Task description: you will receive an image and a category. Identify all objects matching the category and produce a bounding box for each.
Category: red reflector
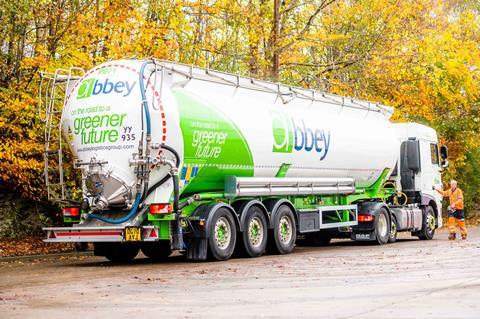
[48,231,56,239]
[358,214,375,222]
[62,207,80,217]
[149,203,172,215]
[149,229,158,238]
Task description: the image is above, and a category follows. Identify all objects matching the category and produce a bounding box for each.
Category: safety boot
[448,233,456,240]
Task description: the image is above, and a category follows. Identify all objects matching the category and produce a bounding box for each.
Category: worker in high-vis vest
[435,180,467,240]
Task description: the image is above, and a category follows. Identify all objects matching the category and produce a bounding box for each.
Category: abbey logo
[271,111,331,160]
[272,111,294,153]
[77,78,137,99]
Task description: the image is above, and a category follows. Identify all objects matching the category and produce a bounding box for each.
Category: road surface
[1,227,479,318]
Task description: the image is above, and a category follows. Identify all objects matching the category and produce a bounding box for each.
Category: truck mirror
[440,145,448,168]
[442,159,449,169]
[406,140,421,172]
[440,145,448,159]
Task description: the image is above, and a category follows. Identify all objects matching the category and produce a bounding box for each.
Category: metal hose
[87,193,141,225]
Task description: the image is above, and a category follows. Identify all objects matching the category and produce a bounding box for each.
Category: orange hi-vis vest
[440,187,464,210]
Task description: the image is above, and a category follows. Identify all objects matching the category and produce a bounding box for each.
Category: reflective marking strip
[186,166,193,180]
[180,167,187,180]
[56,231,122,237]
[192,166,199,176]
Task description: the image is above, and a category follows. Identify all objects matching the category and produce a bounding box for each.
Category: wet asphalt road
[1,227,479,319]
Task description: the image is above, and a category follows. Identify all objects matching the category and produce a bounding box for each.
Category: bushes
[456,149,480,218]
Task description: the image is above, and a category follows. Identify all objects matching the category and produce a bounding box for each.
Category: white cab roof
[393,123,438,142]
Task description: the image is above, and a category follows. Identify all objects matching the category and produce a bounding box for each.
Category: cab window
[430,143,439,165]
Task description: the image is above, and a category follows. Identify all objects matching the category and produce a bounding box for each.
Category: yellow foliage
[0,0,479,203]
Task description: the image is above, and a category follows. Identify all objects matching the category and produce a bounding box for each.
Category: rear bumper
[43,225,159,243]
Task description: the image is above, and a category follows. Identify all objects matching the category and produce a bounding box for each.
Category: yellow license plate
[124,227,142,241]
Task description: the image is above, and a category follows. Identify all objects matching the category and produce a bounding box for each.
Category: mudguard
[263,198,297,229]
[186,202,239,261]
[232,200,270,232]
[189,202,239,239]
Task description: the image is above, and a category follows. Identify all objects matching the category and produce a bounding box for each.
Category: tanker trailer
[40,59,447,262]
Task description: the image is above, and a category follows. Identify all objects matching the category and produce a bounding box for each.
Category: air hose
[88,193,142,225]
[86,60,153,225]
[139,60,153,135]
[87,61,184,249]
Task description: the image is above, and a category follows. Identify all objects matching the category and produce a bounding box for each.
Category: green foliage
[456,149,480,215]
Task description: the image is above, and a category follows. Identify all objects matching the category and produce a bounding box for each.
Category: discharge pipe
[87,192,142,225]
[155,145,183,250]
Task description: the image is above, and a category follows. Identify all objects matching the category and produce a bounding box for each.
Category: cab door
[419,141,442,192]
[418,140,443,226]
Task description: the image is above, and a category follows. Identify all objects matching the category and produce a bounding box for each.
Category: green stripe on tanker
[175,91,254,196]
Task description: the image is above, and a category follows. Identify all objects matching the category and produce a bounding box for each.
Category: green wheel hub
[279,216,293,244]
[214,217,231,250]
[427,214,436,231]
[248,217,264,248]
[390,220,397,237]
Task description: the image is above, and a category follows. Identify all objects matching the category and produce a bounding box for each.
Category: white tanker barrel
[62,59,399,209]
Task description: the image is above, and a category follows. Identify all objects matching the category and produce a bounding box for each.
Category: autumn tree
[1,0,480,214]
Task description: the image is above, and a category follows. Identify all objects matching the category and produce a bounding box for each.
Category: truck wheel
[141,241,172,261]
[239,205,268,258]
[375,208,390,245]
[208,207,237,261]
[103,243,139,263]
[267,205,296,254]
[418,206,436,240]
[388,216,398,243]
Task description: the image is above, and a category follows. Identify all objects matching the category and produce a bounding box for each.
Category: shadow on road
[70,237,424,268]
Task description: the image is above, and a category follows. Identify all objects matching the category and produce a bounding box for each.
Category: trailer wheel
[101,243,139,263]
[267,205,296,254]
[141,241,172,261]
[388,216,398,243]
[418,206,436,240]
[208,207,237,261]
[375,208,390,245]
[238,205,268,258]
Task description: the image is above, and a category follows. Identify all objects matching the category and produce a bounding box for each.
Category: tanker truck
[39,59,448,262]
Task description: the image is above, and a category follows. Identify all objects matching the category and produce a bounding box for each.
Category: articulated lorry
[40,59,448,262]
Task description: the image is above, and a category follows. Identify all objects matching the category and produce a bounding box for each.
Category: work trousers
[448,210,467,235]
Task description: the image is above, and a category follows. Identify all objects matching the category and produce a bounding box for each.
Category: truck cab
[393,123,446,228]
[351,122,447,244]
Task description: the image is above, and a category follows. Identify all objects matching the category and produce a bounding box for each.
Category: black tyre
[267,205,297,254]
[208,207,237,261]
[238,205,268,258]
[375,208,390,245]
[103,243,140,263]
[418,206,436,240]
[297,232,331,246]
[388,216,398,243]
[141,241,172,261]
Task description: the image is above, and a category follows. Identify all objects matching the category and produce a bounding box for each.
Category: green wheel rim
[279,215,293,244]
[214,217,231,250]
[390,220,397,238]
[248,216,264,248]
[427,213,436,232]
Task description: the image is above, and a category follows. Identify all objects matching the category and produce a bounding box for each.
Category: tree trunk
[272,0,280,82]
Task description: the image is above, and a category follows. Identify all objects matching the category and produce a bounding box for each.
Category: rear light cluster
[62,207,80,217]
[149,203,173,215]
[358,214,375,222]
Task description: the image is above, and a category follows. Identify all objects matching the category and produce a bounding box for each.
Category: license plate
[124,227,142,241]
[355,233,371,240]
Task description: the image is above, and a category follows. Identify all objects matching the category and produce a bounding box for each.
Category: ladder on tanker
[39,67,84,202]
